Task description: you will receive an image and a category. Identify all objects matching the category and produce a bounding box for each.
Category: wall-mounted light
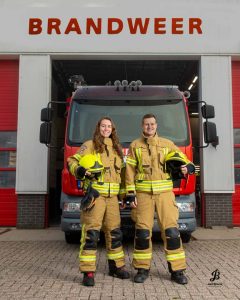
[192,76,198,83]
[188,75,198,90]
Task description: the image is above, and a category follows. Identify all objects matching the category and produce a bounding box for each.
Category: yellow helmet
[79,154,104,174]
[165,151,189,166]
[165,151,189,180]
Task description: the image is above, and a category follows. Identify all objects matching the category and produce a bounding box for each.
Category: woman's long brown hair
[93,117,123,158]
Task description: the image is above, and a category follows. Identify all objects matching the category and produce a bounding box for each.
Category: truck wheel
[180,233,191,243]
[65,232,81,244]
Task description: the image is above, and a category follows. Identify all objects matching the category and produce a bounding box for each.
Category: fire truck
[40,80,218,243]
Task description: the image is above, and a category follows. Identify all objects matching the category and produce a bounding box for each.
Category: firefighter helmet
[81,182,100,211]
[165,151,189,180]
[79,154,104,174]
[165,151,189,166]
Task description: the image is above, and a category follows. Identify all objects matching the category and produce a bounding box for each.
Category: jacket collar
[103,137,113,147]
[142,132,159,146]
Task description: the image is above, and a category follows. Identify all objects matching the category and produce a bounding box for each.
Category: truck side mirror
[203,121,219,146]
[201,105,215,119]
[41,107,53,122]
[39,122,52,144]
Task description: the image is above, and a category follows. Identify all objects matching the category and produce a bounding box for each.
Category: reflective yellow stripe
[79,224,97,262]
[135,148,145,180]
[79,224,86,257]
[162,147,169,156]
[133,252,152,260]
[92,182,120,196]
[119,188,126,194]
[73,153,82,160]
[99,173,104,182]
[126,157,137,166]
[79,255,96,262]
[69,161,78,176]
[166,252,186,261]
[83,181,120,196]
[135,180,173,193]
[126,184,136,193]
[107,251,124,260]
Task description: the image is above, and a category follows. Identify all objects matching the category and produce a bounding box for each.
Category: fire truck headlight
[177,203,194,212]
[63,203,80,212]
[136,80,142,87]
[122,80,128,87]
[114,80,121,87]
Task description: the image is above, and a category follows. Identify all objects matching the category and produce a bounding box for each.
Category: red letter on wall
[86,18,102,34]
[29,18,42,34]
[108,18,123,34]
[47,18,61,34]
[172,18,184,34]
[127,18,150,34]
[189,18,202,34]
[65,18,81,34]
[154,18,166,34]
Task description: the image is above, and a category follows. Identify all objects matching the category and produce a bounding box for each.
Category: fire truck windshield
[67,99,190,146]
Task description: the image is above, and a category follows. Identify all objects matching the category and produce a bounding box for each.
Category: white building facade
[0,0,239,228]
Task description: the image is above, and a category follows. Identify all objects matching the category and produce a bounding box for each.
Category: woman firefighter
[67,116,129,286]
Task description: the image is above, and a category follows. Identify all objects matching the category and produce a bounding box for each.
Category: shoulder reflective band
[135,148,144,180]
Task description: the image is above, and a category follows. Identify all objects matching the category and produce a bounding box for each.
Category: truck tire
[180,233,192,243]
[65,232,81,244]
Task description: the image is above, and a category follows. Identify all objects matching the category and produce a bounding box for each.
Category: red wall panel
[0,61,19,130]
[0,189,17,226]
[0,60,18,226]
[232,61,240,226]
[232,61,240,128]
[233,186,240,226]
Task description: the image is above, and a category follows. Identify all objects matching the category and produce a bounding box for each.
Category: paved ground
[0,228,240,300]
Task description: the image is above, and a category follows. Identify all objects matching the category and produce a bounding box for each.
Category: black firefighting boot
[134,268,149,283]
[108,260,130,279]
[82,272,95,286]
[171,270,188,285]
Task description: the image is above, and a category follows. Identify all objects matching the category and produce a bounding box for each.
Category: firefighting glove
[76,166,87,178]
[118,194,126,203]
[186,163,195,174]
[125,195,136,206]
[81,183,100,211]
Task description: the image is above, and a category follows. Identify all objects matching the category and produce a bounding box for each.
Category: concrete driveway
[0,227,240,299]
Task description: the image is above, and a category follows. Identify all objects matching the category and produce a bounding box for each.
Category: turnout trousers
[79,195,125,272]
[132,191,186,272]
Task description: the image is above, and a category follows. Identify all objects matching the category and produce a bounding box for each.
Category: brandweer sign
[28,17,202,35]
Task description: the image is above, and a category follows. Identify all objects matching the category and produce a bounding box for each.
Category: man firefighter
[125,113,195,284]
[68,117,129,286]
